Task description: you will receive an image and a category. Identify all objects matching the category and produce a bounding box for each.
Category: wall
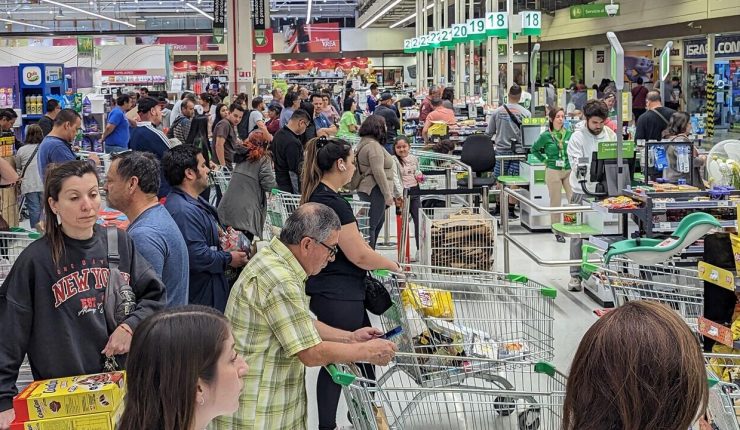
[0,46,78,67]
[341,28,416,52]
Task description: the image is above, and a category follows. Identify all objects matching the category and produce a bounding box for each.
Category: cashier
[531,107,574,243]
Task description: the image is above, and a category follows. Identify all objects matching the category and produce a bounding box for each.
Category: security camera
[605,3,619,16]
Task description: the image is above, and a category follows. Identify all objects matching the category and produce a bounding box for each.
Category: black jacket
[272,126,304,193]
[374,104,400,146]
[0,226,165,412]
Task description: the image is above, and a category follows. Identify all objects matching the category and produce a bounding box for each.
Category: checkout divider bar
[501,187,600,273]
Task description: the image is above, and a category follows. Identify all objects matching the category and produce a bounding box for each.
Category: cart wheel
[493,396,516,416]
[518,407,541,430]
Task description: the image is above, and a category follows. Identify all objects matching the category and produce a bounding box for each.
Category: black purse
[363,273,393,315]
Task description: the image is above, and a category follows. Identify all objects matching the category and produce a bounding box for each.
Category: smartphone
[381,326,403,339]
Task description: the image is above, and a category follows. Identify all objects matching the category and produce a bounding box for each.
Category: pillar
[226,0,254,96]
[254,2,271,87]
[706,34,715,138]
[468,0,474,99]
[505,0,513,91]
[454,0,464,97]
[486,0,499,104]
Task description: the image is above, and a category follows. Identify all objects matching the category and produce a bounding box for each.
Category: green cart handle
[326,364,356,386]
[371,269,391,277]
[581,243,600,275]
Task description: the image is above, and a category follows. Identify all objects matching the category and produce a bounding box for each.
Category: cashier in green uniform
[531,107,573,243]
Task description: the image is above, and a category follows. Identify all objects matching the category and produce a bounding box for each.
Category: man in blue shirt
[129,97,177,198]
[104,151,189,307]
[101,94,134,154]
[310,93,337,137]
[162,145,249,312]
[37,109,99,180]
[367,82,379,113]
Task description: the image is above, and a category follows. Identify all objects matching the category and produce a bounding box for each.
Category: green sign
[597,141,636,160]
[610,47,617,83]
[439,28,454,47]
[522,117,547,126]
[498,44,506,56]
[466,18,487,41]
[570,3,620,19]
[255,29,267,47]
[485,12,508,38]
[451,23,468,43]
[428,31,441,48]
[77,36,93,57]
[660,48,670,81]
[520,11,541,36]
[213,26,224,44]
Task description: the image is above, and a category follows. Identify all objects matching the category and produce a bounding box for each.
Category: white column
[486,0,499,104]
[454,0,463,97]
[468,0,474,99]
[226,0,254,96]
[506,0,513,90]
[255,0,272,87]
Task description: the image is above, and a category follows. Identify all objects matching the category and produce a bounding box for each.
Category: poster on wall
[282,21,340,53]
[272,58,368,72]
[623,50,654,84]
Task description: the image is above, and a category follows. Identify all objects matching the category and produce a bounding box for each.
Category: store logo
[23,66,42,85]
[570,6,583,18]
[321,40,337,48]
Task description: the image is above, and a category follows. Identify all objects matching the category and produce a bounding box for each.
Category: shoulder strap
[502,105,522,128]
[20,145,41,179]
[106,226,120,270]
[652,109,670,125]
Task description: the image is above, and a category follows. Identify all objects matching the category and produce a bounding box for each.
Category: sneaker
[555,234,566,243]
[568,276,582,291]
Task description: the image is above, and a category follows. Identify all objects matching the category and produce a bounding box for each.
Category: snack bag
[401,283,454,319]
[730,234,740,274]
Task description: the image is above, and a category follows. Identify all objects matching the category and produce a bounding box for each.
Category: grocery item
[731,234,740,273]
[598,196,639,210]
[11,403,123,430]
[13,372,125,422]
[400,282,454,319]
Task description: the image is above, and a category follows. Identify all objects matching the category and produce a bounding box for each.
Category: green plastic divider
[540,287,558,299]
[9,226,41,239]
[534,361,556,377]
[326,364,356,386]
[708,376,719,389]
[580,243,600,276]
[505,273,528,283]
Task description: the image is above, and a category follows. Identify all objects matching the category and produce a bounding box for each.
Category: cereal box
[11,402,123,430]
[13,372,125,422]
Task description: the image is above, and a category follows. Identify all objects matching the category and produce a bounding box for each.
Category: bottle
[24,95,30,113]
[83,97,91,116]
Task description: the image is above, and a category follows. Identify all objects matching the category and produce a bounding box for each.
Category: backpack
[237,109,255,139]
[167,115,187,139]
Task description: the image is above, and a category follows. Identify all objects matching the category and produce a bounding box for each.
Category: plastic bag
[401,282,454,319]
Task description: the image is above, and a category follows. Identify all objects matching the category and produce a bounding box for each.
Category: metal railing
[501,187,600,273]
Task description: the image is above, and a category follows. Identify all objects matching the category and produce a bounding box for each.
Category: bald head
[646,90,663,109]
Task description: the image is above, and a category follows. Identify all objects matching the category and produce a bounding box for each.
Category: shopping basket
[581,243,702,330]
[328,357,566,430]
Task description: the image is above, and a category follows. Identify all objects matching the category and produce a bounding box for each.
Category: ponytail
[300,137,352,204]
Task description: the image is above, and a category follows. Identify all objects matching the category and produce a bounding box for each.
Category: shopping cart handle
[326,364,356,386]
[581,243,600,274]
[371,269,391,277]
[534,361,557,377]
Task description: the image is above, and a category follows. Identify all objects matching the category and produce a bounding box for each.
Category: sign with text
[485,12,507,38]
[77,36,93,57]
[213,0,225,44]
[251,0,265,30]
[466,18,487,41]
[283,22,340,53]
[684,35,740,59]
[520,11,541,36]
[569,3,620,19]
[451,23,468,43]
[253,28,273,53]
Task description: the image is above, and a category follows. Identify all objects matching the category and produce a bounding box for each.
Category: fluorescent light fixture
[361,0,402,28]
[40,0,135,27]
[186,2,214,20]
[390,2,432,28]
[306,0,313,22]
[0,17,50,29]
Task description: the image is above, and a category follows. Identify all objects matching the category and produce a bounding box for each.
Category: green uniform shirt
[531,128,572,170]
[337,111,358,139]
[211,238,322,430]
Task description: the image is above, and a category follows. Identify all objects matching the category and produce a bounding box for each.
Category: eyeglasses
[312,238,338,258]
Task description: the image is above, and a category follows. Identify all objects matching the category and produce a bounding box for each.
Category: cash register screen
[522,125,548,149]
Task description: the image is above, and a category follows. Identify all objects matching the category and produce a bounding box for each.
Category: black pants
[309,296,375,430]
[409,186,421,249]
[359,185,386,249]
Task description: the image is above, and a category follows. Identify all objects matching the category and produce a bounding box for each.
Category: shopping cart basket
[76,151,111,184]
[373,265,556,382]
[329,357,566,430]
[581,244,702,330]
[0,227,41,285]
[209,166,232,194]
[704,353,740,430]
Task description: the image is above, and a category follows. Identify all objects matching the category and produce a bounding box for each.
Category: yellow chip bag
[400,283,454,319]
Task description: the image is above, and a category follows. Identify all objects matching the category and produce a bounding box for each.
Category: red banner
[173,61,228,73]
[142,36,221,51]
[284,22,340,53]
[272,57,368,72]
[101,70,148,76]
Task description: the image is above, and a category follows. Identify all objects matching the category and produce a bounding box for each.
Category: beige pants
[545,168,573,225]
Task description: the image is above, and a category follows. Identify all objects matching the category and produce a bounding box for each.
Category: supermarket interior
[1,0,740,429]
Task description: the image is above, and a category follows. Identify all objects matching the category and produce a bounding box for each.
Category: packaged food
[13,372,125,423]
[400,283,454,319]
[11,403,123,430]
[731,234,740,273]
[497,340,531,361]
[427,318,495,359]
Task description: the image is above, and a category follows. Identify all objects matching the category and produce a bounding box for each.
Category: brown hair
[358,114,386,145]
[43,161,99,266]
[547,107,565,131]
[24,124,44,145]
[300,137,352,204]
[562,300,707,430]
[118,305,231,430]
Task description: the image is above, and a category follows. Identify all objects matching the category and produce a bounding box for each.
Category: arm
[0,158,19,186]
[120,235,166,331]
[392,160,403,199]
[175,210,231,274]
[368,147,393,203]
[285,141,303,193]
[214,136,226,165]
[339,222,399,271]
[101,123,117,142]
[566,134,584,170]
[486,112,497,136]
[259,158,278,192]
[422,117,432,140]
[530,133,548,163]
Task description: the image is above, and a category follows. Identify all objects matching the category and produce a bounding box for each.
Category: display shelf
[653,220,736,233]
[21,114,42,119]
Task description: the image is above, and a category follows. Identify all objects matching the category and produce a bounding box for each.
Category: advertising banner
[282,22,340,53]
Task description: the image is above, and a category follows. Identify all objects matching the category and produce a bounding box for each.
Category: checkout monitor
[521,124,548,151]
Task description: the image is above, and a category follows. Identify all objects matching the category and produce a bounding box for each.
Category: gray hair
[280,202,341,245]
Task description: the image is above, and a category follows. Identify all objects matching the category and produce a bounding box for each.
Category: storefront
[684,34,740,129]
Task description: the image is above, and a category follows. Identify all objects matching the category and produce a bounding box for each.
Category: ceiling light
[40,0,135,27]
[186,2,213,20]
[646,43,653,47]
[390,2,432,28]
[0,17,50,29]
[197,0,202,3]
[89,0,93,4]
[361,0,402,28]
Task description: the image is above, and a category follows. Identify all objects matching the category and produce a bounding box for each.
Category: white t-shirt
[247,110,264,132]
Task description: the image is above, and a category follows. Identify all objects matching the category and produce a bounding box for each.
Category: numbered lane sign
[428,31,441,48]
[466,18,487,41]
[485,12,508,38]
[451,23,468,43]
[520,11,541,36]
[439,27,454,47]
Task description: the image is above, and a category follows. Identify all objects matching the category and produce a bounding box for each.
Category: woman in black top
[300,137,399,430]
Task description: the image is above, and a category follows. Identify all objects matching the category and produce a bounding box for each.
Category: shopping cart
[704,353,740,430]
[76,151,111,185]
[209,166,232,194]
[0,227,42,285]
[328,357,566,430]
[581,244,703,330]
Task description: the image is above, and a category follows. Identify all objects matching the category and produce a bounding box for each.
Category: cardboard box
[11,402,123,430]
[13,372,125,422]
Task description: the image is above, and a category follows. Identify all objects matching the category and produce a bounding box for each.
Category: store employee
[101,94,134,153]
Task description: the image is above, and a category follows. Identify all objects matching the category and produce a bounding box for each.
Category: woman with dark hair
[186,115,213,165]
[300,137,399,430]
[118,305,248,430]
[16,124,44,230]
[356,115,395,249]
[212,103,229,136]
[0,161,165,428]
[199,92,215,126]
[563,300,707,430]
[662,111,705,187]
[218,130,276,241]
[265,105,282,135]
[531,107,573,242]
[441,86,454,109]
[392,136,421,252]
[337,97,358,139]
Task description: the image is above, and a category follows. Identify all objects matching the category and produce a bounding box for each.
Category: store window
[538,49,585,88]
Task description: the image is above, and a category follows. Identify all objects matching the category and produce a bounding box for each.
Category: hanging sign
[419,34,431,51]
[570,3,620,19]
[451,23,468,43]
[403,38,415,53]
[251,0,265,30]
[428,31,441,48]
[520,11,541,36]
[485,12,508,38]
[213,0,226,44]
[466,18,487,41]
[439,28,454,47]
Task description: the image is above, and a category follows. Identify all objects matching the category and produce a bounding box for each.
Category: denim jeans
[24,192,42,229]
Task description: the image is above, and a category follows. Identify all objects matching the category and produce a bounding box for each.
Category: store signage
[451,24,468,43]
[684,35,740,59]
[428,31,441,48]
[659,47,670,81]
[484,12,507,38]
[213,0,226,44]
[251,0,265,30]
[21,66,42,86]
[569,3,620,19]
[101,70,148,76]
[520,11,541,36]
[439,28,454,47]
[466,18,487,41]
[77,36,93,57]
